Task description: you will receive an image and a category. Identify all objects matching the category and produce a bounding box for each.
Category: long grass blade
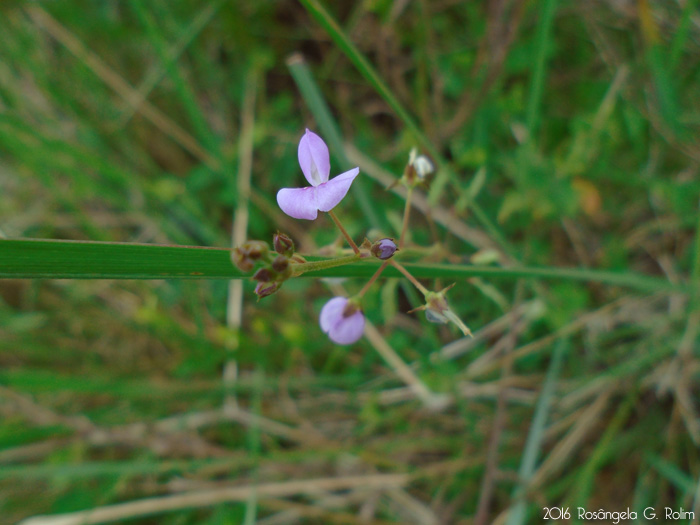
[506,338,568,525]
[0,239,684,294]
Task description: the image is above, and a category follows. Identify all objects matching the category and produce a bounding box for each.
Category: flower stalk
[292,253,361,276]
[355,260,389,299]
[328,209,360,255]
[389,259,430,296]
[399,187,413,250]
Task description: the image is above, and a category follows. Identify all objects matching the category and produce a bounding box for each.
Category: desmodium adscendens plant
[232,129,471,345]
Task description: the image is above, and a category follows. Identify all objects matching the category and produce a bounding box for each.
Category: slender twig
[389,259,429,296]
[362,321,450,411]
[399,187,413,250]
[327,210,360,255]
[356,261,389,299]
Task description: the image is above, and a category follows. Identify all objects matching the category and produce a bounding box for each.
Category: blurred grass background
[1,1,699,524]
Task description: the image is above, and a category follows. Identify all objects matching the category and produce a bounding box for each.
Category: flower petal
[298,129,330,186]
[276,186,319,220]
[314,167,360,213]
[320,297,347,332]
[329,311,365,345]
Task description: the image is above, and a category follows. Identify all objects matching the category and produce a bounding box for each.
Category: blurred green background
[1,1,699,524]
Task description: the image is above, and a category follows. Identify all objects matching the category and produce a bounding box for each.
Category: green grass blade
[506,338,569,525]
[0,239,244,280]
[0,458,243,480]
[670,0,699,68]
[0,239,685,295]
[568,392,637,520]
[298,0,430,155]
[646,454,696,495]
[526,0,557,136]
[128,0,222,156]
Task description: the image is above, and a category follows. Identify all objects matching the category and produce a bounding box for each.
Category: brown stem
[328,210,360,255]
[399,187,414,249]
[356,261,389,299]
[389,260,429,296]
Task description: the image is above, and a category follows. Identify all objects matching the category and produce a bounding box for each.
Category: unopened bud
[240,240,269,261]
[413,154,434,179]
[255,281,280,299]
[252,267,273,282]
[271,255,289,273]
[370,238,398,260]
[232,249,254,272]
[404,148,435,186]
[273,232,295,256]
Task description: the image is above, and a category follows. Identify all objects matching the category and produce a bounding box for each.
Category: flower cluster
[232,232,303,300]
[234,129,471,346]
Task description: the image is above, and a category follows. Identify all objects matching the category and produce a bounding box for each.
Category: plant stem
[399,187,413,249]
[328,210,360,255]
[390,259,429,296]
[356,261,389,299]
[292,254,360,276]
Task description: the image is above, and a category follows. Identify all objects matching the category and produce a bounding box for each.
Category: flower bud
[403,148,435,187]
[255,281,280,299]
[271,255,289,273]
[370,238,398,260]
[242,240,269,261]
[232,249,254,272]
[412,154,434,180]
[273,232,295,257]
[252,267,273,282]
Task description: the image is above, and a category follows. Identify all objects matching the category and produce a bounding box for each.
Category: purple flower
[277,129,360,220]
[319,296,365,345]
[370,238,398,260]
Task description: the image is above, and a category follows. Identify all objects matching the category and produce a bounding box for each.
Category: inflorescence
[232,129,471,345]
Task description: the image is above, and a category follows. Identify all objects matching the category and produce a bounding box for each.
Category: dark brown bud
[252,267,273,282]
[240,240,269,261]
[271,255,289,273]
[232,248,254,272]
[273,232,295,256]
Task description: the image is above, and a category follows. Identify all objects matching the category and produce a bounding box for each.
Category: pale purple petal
[314,167,360,213]
[329,311,365,344]
[320,297,347,332]
[298,129,330,187]
[276,187,319,220]
[319,296,365,345]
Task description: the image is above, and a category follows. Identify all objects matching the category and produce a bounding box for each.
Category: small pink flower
[319,296,365,345]
[277,129,360,220]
